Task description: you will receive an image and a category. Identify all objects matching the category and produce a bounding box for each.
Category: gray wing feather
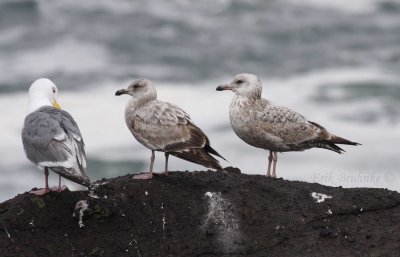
[59,110,86,166]
[22,106,89,186]
[22,110,69,163]
[61,110,84,141]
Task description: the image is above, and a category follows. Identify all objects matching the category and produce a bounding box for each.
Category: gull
[115,79,226,179]
[217,73,360,177]
[22,78,90,195]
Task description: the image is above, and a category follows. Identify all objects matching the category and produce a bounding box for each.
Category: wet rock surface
[1,169,399,257]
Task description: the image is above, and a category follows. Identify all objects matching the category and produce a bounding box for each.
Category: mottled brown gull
[22,78,90,195]
[217,73,360,178]
[115,79,226,180]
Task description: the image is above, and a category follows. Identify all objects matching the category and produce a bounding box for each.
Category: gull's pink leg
[50,175,67,192]
[30,168,50,195]
[266,151,273,177]
[271,151,278,178]
[161,153,169,176]
[134,150,155,180]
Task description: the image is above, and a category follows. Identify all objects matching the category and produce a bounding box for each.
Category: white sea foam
[44,0,383,16]
[45,0,233,17]
[0,38,109,85]
[0,28,26,45]
[40,0,138,15]
[285,0,386,14]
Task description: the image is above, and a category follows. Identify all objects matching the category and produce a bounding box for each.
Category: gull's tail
[309,121,361,154]
[169,144,226,171]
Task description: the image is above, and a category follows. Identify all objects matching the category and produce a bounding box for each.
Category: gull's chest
[229,99,257,133]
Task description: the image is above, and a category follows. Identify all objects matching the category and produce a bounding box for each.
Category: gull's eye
[236,80,244,84]
[128,84,138,90]
[52,87,56,93]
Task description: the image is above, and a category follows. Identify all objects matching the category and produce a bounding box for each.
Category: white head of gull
[116,79,226,180]
[28,78,60,113]
[217,73,360,178]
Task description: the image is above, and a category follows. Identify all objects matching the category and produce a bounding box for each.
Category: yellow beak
[52,99,61,110]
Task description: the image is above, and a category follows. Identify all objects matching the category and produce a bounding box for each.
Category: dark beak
[115,89,128,96]
[216,84,231,91]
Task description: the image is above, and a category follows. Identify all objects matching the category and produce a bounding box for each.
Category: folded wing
[22,107,90,186]
[130,101,225,170]
[255,101,359,153]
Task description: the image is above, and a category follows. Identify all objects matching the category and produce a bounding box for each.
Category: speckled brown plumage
[217,73,360,177]
[116,79,225,179]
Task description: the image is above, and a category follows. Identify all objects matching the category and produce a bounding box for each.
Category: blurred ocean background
[1,0,399,201]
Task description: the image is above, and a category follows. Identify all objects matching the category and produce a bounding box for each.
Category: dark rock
[224,166,241,174]
[319,227,337,238]
[0,171,400,257]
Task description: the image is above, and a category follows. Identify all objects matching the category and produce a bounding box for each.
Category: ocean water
[0,0,399,201]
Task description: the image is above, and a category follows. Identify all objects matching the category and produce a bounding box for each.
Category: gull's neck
[28,96,52,114]
[125,94,157,126]
[232,92,260,108]
[127,93,157,109]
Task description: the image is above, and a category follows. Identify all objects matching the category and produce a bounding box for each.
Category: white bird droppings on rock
[3,225,11,239]
[73,200,89,228]
[204,192,214,198]
[203,191,241,253]
[311,192,333,203]
[161,203,166,239]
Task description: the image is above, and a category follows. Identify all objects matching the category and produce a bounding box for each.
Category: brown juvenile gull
[115,79,226,180]
[216,73,360,178]
[22,78,90,195]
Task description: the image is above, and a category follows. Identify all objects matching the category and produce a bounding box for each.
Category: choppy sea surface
[1,0,399,201]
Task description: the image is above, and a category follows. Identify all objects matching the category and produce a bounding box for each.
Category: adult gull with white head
[22,78,90,195]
